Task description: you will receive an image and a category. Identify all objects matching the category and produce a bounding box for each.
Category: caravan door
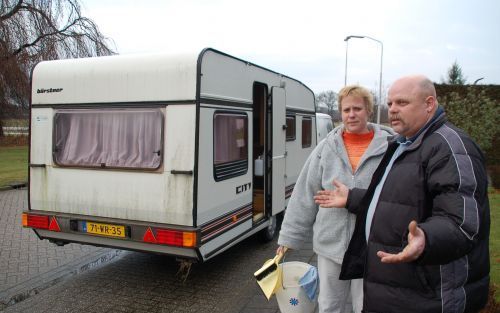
[271,87,286,215]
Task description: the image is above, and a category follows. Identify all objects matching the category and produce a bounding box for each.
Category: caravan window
[53,108,163,170]
[286,114,296,141]
[302,117,312,148]
[213,112,248,181]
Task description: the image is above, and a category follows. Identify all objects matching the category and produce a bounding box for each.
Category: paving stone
[0,189,122,308]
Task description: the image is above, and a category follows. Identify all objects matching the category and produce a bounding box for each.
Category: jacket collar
[326,123,394,172]
[330,123,394,154]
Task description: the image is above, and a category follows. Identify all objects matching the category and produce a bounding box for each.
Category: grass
[0,145,28,188]
[489,188,500,303]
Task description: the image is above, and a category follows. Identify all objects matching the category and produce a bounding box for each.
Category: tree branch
[0,0,24,22]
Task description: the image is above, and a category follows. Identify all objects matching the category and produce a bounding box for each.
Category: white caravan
[25,48,317,262]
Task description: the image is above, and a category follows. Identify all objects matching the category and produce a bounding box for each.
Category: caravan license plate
[84,221,126,238]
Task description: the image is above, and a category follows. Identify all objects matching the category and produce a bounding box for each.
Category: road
[0,189,317,313]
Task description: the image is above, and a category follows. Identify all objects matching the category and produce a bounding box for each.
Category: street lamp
[473,77,484,85]
[344,35,384,124]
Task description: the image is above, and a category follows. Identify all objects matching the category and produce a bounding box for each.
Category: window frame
[301,116,312,148]
[52,107,164,171]
[212,110,249,182]
[286,114,296,142]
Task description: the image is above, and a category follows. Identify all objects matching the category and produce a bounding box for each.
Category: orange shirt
[342,130,374,172]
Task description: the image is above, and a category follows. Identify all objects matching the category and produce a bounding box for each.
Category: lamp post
[473,77,484,85]
[343,35,384,124]
[344,35,364,86]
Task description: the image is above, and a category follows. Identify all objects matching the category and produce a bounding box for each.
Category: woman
[277,85,394,313]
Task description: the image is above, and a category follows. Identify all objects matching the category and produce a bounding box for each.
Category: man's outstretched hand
[314,180,349,208]
[377,220,426,263]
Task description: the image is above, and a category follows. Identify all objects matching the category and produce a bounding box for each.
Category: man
[315,75,490,313]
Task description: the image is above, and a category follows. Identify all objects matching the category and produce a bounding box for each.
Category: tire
[258,214,278,242]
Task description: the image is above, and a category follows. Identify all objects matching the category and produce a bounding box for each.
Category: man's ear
[425,96,436,113]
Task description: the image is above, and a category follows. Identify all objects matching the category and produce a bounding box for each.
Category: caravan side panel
[283,79,316,198]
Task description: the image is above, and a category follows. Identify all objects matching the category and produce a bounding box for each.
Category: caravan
[24,48,318,262]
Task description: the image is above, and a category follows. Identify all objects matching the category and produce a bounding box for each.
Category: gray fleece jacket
[278,123,394,263]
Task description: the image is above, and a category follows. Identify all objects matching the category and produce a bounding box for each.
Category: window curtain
[54,109,163,169]
[302,118,312,148]
[214,114,247,164]
[286,115,296,141]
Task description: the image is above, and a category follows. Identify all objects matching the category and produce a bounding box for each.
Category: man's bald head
[387,75,438,137]
[391,75,437,103]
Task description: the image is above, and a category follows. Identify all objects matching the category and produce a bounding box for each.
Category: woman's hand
[276,246,288,256]
[314,180,349,208]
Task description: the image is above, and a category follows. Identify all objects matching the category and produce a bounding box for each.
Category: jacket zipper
[345,174,355,250]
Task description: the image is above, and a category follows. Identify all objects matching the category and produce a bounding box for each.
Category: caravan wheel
[258,215,277,242]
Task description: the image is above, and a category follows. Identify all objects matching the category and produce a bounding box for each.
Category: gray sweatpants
[317,255,363,313]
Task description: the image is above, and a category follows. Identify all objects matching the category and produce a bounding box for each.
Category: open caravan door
[271,87,286,216]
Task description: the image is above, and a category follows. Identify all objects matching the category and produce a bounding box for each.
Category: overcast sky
[81,0,500,95]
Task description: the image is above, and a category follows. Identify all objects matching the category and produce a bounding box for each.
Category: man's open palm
[377,221,426,263]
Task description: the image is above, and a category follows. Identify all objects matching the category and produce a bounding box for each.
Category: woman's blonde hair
[338,85,374,117]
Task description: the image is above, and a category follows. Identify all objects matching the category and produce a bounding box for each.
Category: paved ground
[0,188,320,312]
[0,188,123,309]
[2,240,317,313]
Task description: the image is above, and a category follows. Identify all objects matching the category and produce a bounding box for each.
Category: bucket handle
[279,255,313,291]
[279,252,287,290]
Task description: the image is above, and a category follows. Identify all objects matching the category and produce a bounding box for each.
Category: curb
[0,182,27,192]
[0,248,125,310]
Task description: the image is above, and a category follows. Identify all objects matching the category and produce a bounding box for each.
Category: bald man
[315,75,490,313]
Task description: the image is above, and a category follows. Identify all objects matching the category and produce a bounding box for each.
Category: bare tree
[315,90,338,118]
[0,0,115,136]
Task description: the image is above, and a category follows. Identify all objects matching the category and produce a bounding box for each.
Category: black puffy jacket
[341,112,490,313]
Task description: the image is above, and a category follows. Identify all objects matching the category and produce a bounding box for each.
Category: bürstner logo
[37,88,63,94]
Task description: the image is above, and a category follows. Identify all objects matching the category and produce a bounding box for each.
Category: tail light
[22,214,60,232]
[143,228,197,247]
[48,217,61,232]
[22,213,49,229]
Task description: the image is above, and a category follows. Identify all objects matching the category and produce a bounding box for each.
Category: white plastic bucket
[275,261,317,313]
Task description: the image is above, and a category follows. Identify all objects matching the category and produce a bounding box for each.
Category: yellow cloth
[342,130,374,172]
